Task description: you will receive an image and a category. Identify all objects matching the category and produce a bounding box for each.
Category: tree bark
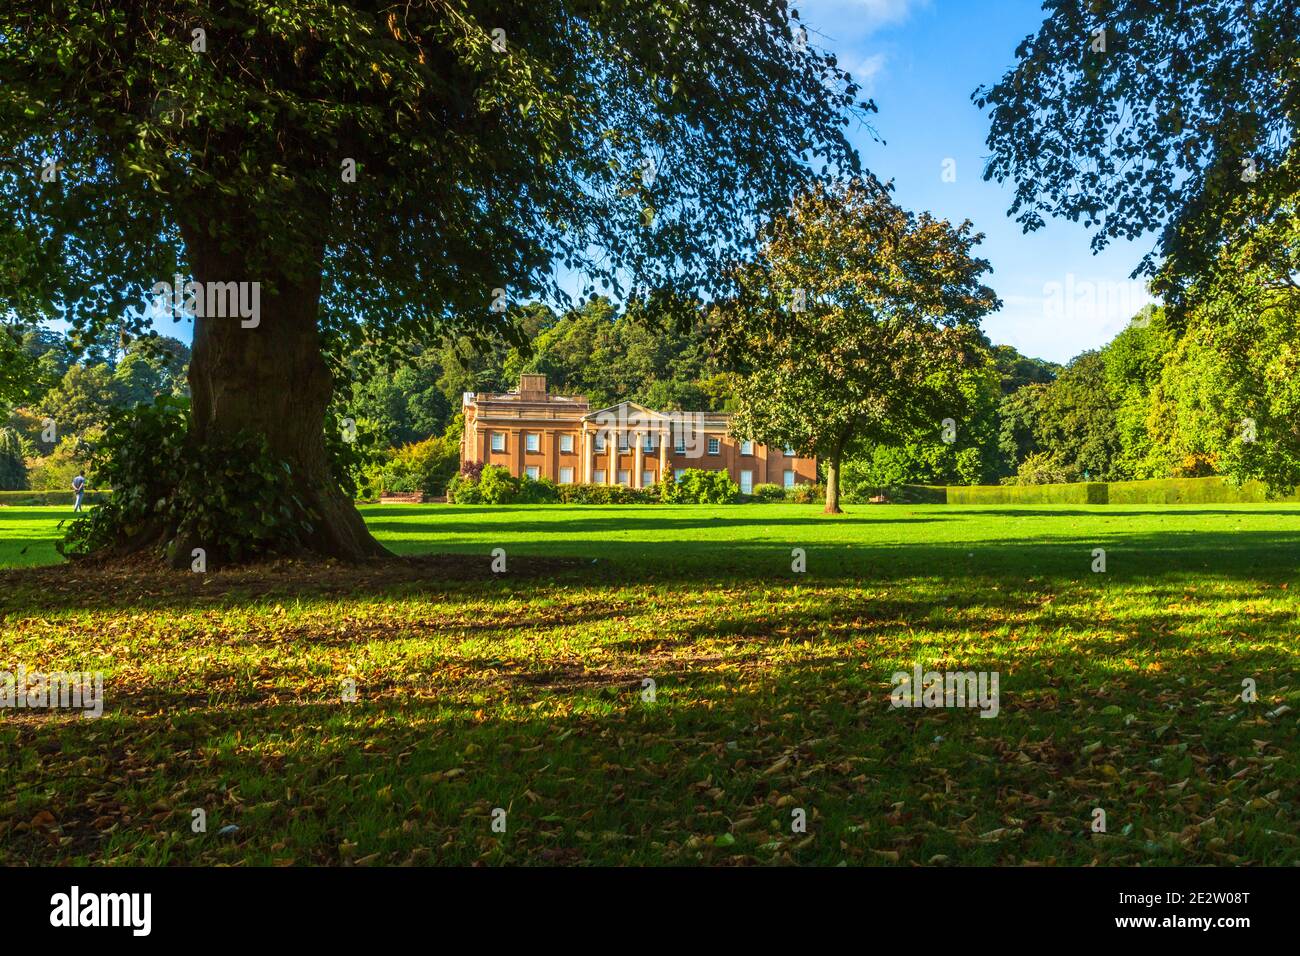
[824,440,845,514]
[172,220,389,566]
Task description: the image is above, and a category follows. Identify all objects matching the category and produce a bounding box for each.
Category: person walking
[72,472,86,512]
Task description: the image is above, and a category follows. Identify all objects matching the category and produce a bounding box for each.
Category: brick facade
[461,375,817,492]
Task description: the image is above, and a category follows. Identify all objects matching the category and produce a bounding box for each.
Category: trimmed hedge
[1106,476,1300,504]
[0,490,107,506]
[946,482,1108,505]
[944,476,1300,505]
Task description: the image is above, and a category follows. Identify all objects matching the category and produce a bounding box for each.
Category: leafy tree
[1032,351,1125,481]
[37,363,119,440]
[0,426,27,490]
[719,179,999,513]
[977,0,1299,311]
[996,383,1048,476]
[2,0,867,563]
[111,335,191,407]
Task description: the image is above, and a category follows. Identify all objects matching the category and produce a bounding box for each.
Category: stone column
[608,431,617,485]
[659,428,668,481]
[633,432,644,489]
[582,427,593,483]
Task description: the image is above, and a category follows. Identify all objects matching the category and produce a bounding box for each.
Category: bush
[661,469,738,504]
[445,472,483,504]
[516,475,560,504]
[787,482,824,504]
[477,464,520,504]
[750,483,785,502]
[557,483,655,504]
[1005,452,1078,486]
[59,395,315,563]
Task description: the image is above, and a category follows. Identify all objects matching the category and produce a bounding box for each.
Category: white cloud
[799,0,930,35]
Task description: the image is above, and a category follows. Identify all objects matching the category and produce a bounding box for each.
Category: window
[559,434,574,453]
[491,432,505,452]
[674,468,685,480]
[617,469,630,486]
[740,470,753,494]
[642,470,654,488]
[559,467,574,485]
[525,465,540,480]
[643,433,655,452]
[783,444,795,457]
[740,440,754,456]
[525,432,540,452]
[783,470,795,489]
[594,434,606,453]
[594,469,606,484]
[619,432,629,451]
[707,437,720,455]
[675,437,687,454]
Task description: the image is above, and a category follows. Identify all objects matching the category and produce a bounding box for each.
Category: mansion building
[461,375,818,493]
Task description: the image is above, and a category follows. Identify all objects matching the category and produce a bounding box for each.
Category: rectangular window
[559,434,574,453]
[784,444,795,457]
[559,467,574,485]
[594,434,606,453]
[617,469,630,486]
[674,468,685,480]
[642,470,654,488]
[525,432,540,452]
[707,437,720,455]
[740,440,754,456]
[594,469,606,484]
[491,432,505,452]
[783,469,795,489]
[740,470,753,494]
[619,432,629,451]
[675,438,687,454]
[643,434,655,452]
[525,465,540,480]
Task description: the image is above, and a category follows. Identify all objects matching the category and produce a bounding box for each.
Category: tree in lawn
[718,179,999,513]
[975,0,1299,313]
[0,1,869,564]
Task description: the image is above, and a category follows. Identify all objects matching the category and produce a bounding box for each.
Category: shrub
[445,472,483,504]
[557,483,654,504]
[751,483,785,502]
[787,482,824,504]
[59,395,315,563]
[516,475,560,504]
[477,464,520,504]
[1005,452,1078,486]
[661,469,738,504]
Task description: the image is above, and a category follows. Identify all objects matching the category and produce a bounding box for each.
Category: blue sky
[797,0,1157,363]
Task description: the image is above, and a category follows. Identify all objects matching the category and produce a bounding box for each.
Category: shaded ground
[1,503,1297,865]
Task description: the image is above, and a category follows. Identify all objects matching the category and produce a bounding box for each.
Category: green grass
[2,502,1298,865]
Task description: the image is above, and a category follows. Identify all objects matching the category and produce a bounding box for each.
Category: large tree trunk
[824,442,844,515]
[172,220,389,566]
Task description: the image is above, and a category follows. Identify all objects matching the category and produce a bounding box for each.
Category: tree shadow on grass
[4,620,1296,866]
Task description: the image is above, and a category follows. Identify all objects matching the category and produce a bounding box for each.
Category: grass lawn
[1,502,1298,865]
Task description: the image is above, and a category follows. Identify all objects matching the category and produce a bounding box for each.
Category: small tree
[718,179,999,513]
